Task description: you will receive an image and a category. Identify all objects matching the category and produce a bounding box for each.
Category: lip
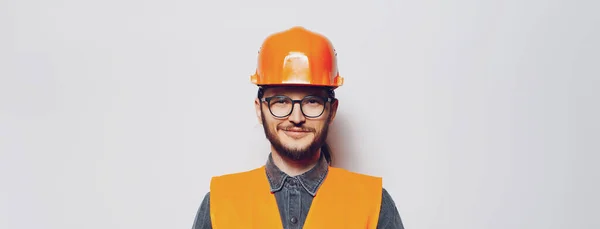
[282,129,311,139]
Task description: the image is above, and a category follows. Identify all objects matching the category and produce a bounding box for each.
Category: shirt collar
[264,152,329,197]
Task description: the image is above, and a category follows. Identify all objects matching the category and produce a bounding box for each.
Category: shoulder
[192,192,212,229]
[209,166,267,197]
[377,188,405,229]
[380,188,397,208]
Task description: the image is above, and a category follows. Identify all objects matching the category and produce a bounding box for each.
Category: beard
[261,109,330,162]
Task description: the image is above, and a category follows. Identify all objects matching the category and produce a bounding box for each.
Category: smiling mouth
[281,129,312,139]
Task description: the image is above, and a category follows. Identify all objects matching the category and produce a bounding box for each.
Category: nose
[288,103,306,125]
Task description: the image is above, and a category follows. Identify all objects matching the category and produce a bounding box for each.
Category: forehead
[262,86,330,97]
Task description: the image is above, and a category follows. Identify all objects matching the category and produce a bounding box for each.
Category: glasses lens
[302,96,326,117]
[269,96,292,117]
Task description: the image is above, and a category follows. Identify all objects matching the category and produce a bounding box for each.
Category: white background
[1,0,599,228]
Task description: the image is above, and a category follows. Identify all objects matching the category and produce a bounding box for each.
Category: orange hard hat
[250,26,344,88]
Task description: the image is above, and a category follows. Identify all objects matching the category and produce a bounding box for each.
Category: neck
[271,147,321,177]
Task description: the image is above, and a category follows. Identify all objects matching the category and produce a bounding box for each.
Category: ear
[328,99,339,124]
[255,98,263,125]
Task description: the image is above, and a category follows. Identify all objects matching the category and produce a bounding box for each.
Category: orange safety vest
[209,166,382,228]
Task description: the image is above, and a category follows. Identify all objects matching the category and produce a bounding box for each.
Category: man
[192,26,404,229]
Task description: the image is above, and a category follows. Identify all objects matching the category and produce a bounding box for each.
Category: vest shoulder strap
[303,166,383,228]
[209,166,283,229]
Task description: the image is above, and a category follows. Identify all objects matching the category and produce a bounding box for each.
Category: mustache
[278,125,315,132]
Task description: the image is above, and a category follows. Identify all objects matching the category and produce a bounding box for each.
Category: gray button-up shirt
[192,153,405,228]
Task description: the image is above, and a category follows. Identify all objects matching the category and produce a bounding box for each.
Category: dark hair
[257,86,335,165]
[321,143,333,165]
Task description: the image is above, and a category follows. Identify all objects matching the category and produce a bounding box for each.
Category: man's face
[255,86,338,162]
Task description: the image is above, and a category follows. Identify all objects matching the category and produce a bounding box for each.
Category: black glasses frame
[261,95,334,118]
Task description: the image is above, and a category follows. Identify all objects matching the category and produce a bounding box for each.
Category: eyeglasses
[261,95,333,118]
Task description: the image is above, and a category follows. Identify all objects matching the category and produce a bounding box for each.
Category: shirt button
[290,217,298,224]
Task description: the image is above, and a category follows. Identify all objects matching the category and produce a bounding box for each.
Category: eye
[271,97,290,104]
[304,97,325,105]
